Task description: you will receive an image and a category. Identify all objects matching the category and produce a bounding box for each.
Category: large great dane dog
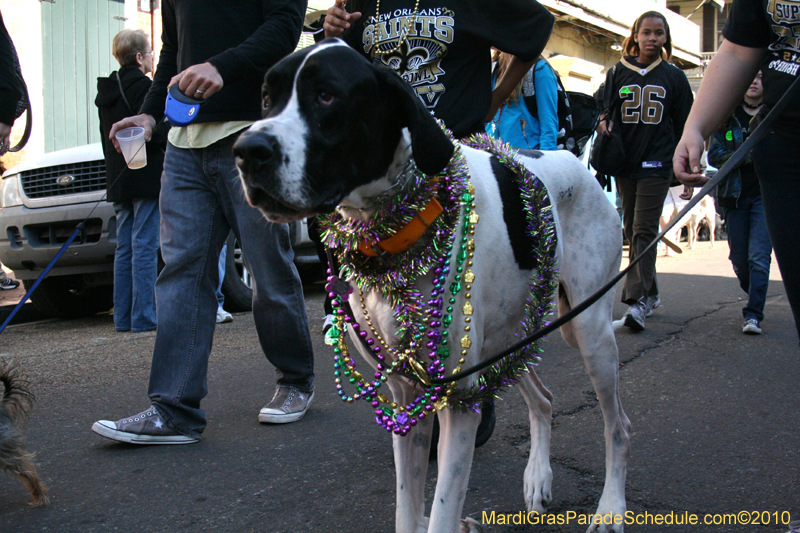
[234,39,629,533]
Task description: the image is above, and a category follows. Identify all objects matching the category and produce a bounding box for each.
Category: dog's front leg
[389,380,435,533]
[427,406,481,533]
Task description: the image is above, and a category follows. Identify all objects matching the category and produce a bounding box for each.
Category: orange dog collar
[358,198,444,257]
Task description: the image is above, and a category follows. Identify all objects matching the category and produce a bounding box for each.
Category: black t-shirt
[734,105,761,198]
[723,0,800,139]
[340,0,554,138]
[604,56,694,178]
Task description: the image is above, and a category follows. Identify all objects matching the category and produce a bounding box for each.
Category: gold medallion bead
[372,0,421,56]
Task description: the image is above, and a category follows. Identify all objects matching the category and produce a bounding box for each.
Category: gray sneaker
[91,406,198,445]
[258,386,314,424]
[623,301,646,331]
[644,294,661,317]
[742,318,762,335]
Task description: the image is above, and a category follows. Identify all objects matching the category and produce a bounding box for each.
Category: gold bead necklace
[372,0,422,56]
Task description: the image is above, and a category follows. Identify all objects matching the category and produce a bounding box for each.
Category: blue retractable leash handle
[165,84,206,126]
[0,87,207,335]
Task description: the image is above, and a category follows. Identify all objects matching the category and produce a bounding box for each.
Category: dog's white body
[661,185,717,254]
[234,40,629,533]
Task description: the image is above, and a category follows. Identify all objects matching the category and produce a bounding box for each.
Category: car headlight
[0,176,23,208]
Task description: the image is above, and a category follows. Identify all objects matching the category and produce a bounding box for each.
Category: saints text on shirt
[361,9,455,53]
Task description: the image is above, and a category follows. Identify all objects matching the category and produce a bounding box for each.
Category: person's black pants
[753,132,800,342]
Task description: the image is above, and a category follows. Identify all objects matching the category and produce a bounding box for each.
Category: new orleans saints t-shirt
[723,0,800,140]
[603,56,693,178]
[340,0,554,138]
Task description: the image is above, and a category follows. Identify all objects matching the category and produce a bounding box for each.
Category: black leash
[328,72,800,386]
[0,119,164,335]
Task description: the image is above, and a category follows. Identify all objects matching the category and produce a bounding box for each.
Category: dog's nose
[233,130,280,166]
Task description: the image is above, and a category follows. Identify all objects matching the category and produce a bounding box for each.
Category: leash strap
[431,72,800,385]
[0,223,84,334]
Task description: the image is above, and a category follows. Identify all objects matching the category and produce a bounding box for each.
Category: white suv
[0,143,316,317]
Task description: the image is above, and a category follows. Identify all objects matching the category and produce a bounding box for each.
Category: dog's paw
[523,462,552,513]
[460,517,484,533]
[611,318,626,331]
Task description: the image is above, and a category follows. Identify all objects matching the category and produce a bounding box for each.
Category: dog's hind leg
[427,406,481,533]
[572,310,630,533]
[519,371,553,513]
[389,381,435,533]
[557,283,578,348]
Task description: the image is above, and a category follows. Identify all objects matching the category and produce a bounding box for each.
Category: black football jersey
[604,56,693,178]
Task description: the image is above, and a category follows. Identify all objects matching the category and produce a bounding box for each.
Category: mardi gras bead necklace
[327,168,478,434]
[323,131,558,434]
[372,0,422,56]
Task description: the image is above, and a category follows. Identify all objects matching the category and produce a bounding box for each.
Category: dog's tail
[0,360,35,425]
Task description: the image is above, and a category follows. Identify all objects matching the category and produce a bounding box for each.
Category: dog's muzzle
[233,129,282,179]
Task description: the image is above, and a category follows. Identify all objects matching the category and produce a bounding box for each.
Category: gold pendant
[466,238,475,251]
[469,212,479,225]
[463,269,475,283]
[460,334,472,349]
[462,300,473,316]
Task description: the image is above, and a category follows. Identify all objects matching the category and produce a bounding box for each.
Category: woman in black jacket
[96,29,167,332]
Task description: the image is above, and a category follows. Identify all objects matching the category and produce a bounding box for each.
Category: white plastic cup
[115,126,147,169]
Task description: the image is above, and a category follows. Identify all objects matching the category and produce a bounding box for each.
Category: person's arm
[532,63,558,150]
[0,11,22,153]
[596,66,616,137]
[486,56,535,122]
[673,39,763,185]
[206,0,306,87]
[127,0,179,147]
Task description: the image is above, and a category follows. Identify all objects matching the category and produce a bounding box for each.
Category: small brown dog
[0,361,49,506]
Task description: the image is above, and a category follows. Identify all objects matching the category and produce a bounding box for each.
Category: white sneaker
[623,301,646,331]
[216,307,233,324]
[742,318,762,335]
[644,295,661,317]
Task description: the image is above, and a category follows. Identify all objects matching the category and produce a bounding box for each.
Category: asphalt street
[0,242,797,533]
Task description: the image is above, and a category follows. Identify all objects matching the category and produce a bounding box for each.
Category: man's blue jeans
[149,133,314,437]
[725,195,772,322]
[113,198,160,332]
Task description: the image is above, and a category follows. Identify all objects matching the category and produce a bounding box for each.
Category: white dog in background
[660,185,717,255]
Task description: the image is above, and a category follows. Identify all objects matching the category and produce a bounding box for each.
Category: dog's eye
[263,95,270,110]
[317,91,334,106]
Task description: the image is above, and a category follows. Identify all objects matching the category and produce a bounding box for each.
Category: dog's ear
[373,65,454,176]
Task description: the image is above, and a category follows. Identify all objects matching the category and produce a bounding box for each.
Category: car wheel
[22,276,114,318]
[221,233,253,313]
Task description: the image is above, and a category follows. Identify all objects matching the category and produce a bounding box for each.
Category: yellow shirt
[168,121,253,149]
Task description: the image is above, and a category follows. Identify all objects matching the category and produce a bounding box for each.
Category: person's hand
[170,62,224,100]
[0,122,12,156]
[673,129,709,187]
[596,117,613,137]
[679,184,694,200]
[109,114,157,152]
[323,0,362,38]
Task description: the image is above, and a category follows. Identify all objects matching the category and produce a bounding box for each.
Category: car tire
[221,233,253,313]
[23,276,114,318]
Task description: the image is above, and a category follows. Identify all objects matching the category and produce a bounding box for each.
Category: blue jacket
[486,59,559,150]
[707,115,751,210]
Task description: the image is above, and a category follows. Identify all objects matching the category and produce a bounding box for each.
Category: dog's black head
[233,39,454,222]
